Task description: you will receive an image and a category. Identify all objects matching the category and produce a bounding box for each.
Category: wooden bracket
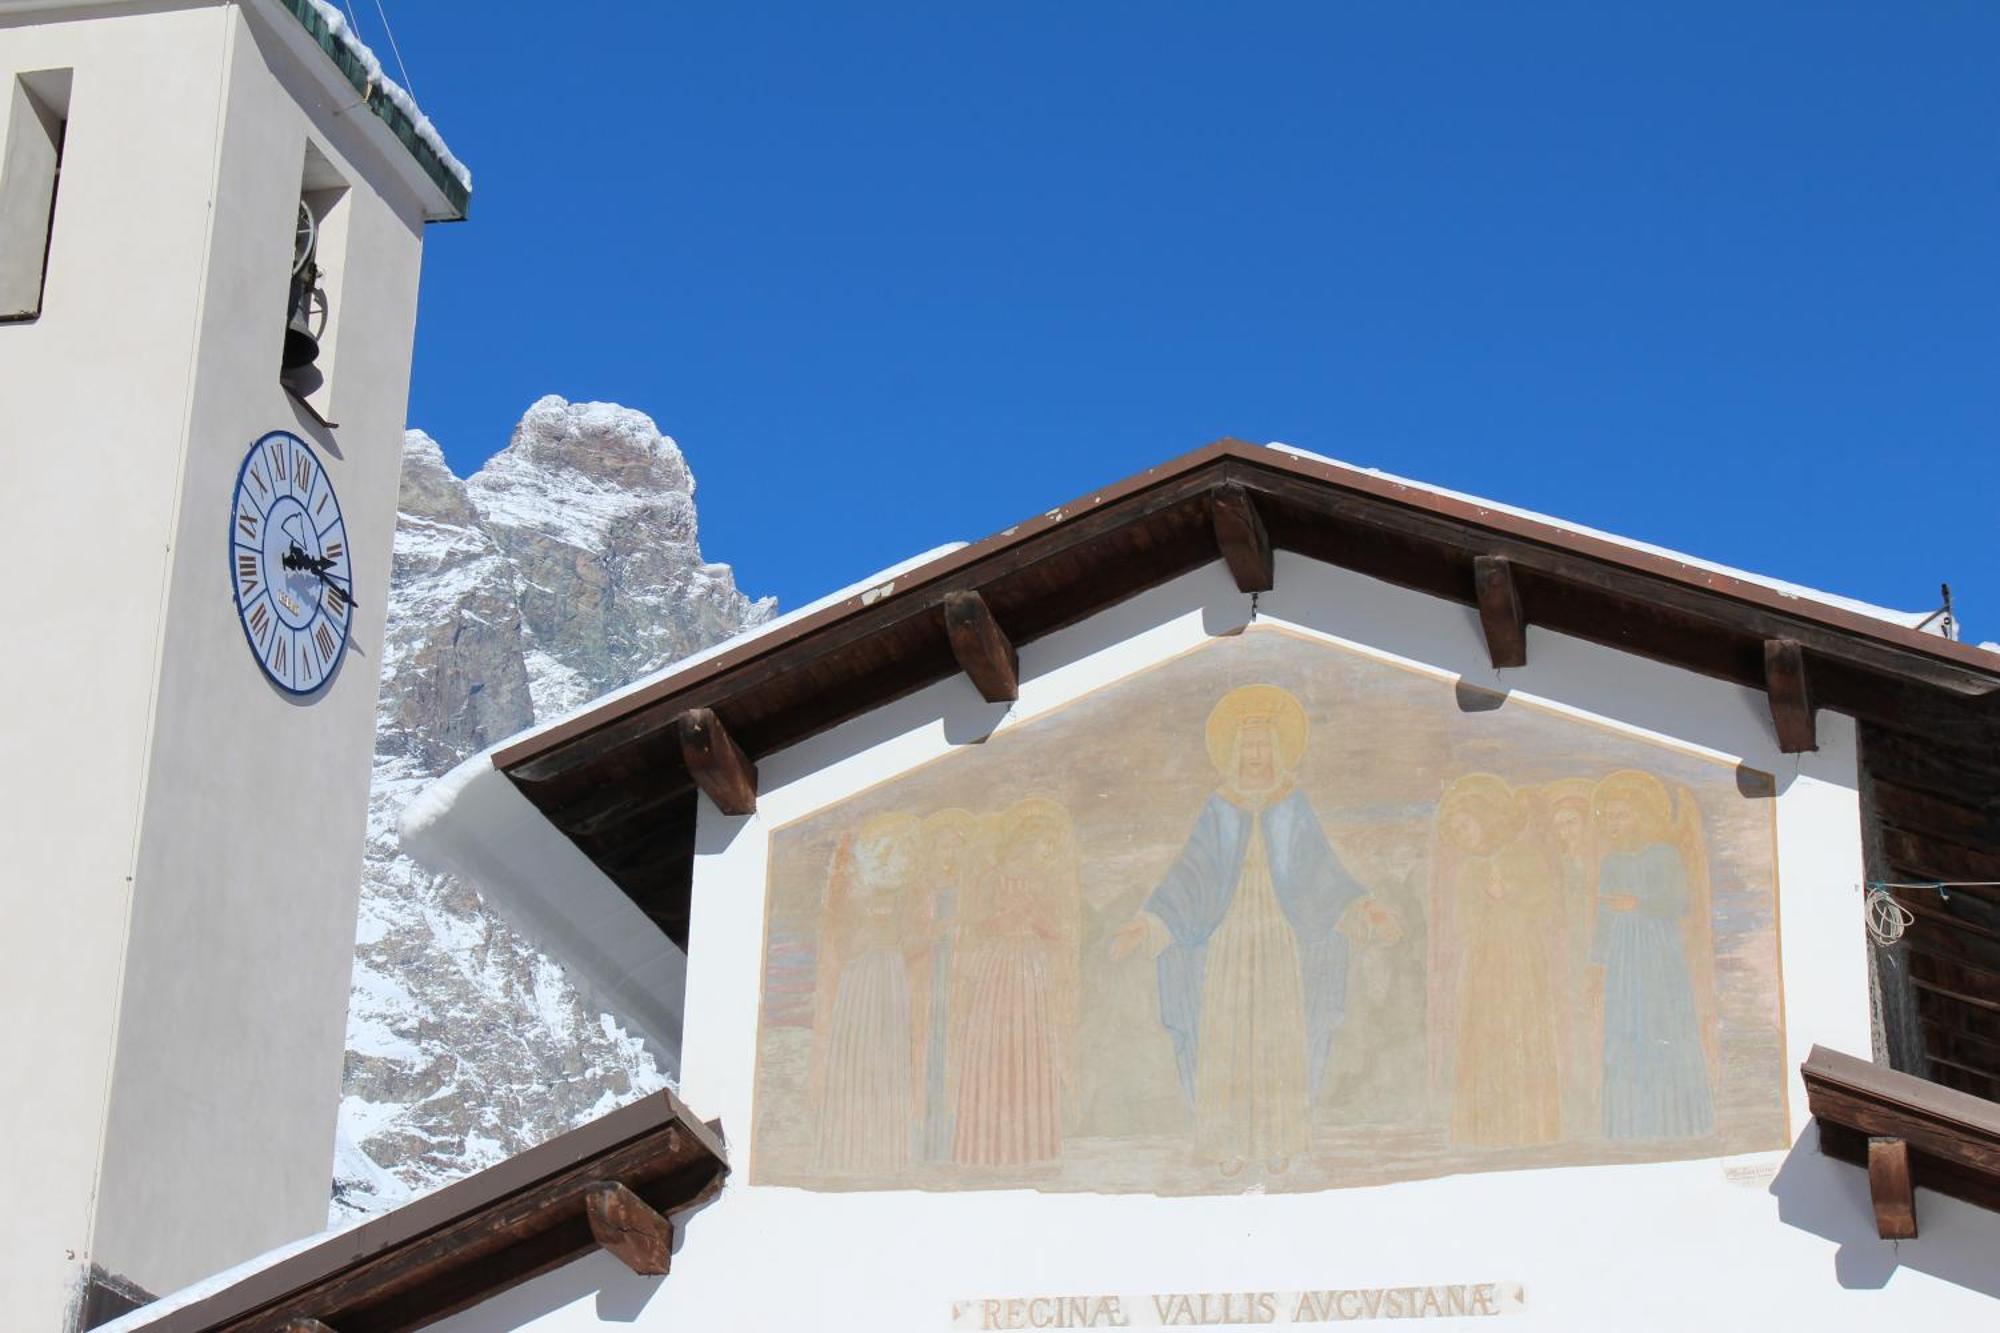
[283,1320,339,1333]
[1868,1136,1918,1239]
[1764,638,1817,753]
[943,590,1019,703]
[675,707,757,816]
[1473,555,1527,669]
[1211,484,1274,594]
[584,1180,675,1276]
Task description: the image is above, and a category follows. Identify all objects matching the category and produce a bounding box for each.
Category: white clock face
[229,431,352,695]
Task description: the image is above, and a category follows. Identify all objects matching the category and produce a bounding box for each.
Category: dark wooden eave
[1804,1044,2000,1233]
[128,1092,726,1333]
[486,439,2000,956]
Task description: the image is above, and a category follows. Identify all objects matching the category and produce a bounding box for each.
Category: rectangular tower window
[281,142,348,422]
[0,68,71,320]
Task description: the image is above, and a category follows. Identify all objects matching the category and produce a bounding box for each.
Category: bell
[283,278,320,370]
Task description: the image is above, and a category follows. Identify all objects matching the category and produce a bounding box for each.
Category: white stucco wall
[429,554,1999,1330]
[0,1,432,1320]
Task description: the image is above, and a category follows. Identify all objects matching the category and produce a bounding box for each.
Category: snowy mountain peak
[336,399,772,1221]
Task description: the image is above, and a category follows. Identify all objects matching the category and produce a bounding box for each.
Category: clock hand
[281,542,353,608]
[282,542,336,576]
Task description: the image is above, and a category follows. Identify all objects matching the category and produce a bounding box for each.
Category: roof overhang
[1803,1044,2000,1237]
[452,438,2000,947]
[109,1090,725,1331]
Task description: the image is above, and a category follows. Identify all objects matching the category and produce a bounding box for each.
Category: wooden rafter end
[675,707,757,816]
[943,590,1019,703]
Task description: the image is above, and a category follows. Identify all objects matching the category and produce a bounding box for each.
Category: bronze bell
[283,271,320,370]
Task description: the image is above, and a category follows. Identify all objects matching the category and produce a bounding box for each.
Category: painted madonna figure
[1112,684,1401,1177]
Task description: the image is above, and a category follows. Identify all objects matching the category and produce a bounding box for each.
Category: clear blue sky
[375,3,1996,638]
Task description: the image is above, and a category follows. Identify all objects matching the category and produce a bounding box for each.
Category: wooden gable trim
[496,439,2000,779]
[129,1092,726,1333]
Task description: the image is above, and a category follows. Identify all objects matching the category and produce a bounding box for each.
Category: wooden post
[1473,555,1527,669]
[1210,484,1274,594]
[942,590,1019,703]
[675,707,757,816]
[584,1180,675,1276]
[1764,638,1817,753]
[1868,1137,1918,1239]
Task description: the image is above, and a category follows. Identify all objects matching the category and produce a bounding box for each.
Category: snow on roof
[301,0,471,195]
[1265,442,1949,636]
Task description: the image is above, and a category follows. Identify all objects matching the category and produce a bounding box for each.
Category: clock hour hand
[283,542,351,607]
[282,541,335,576]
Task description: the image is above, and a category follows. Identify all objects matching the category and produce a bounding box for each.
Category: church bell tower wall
[0,1,447,1321]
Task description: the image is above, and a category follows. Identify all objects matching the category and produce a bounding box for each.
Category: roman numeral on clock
[248,600,271,638]
[314,621,337,661]
[237,553,261,598]
[237,510,259,540]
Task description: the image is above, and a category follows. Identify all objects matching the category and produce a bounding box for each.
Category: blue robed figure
[1115,684,1396,1174]
[1148,789,1366,1104]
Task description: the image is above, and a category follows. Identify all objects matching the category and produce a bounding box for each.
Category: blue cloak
[1143,789,1366,1103]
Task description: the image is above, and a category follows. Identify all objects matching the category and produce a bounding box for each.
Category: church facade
[111,441,2000,1331]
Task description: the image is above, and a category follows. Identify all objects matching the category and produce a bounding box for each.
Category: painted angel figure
[1111,684,1401,1176]
[1589,770,1718,1140]
[1426,773,1565,1148]
[917,808,985,1162]
[809,812,931,1175]
[1534,777,1602,1138]
[949,797,1080,1167]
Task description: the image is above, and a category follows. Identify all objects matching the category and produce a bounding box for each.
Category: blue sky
[375,3,1995,638]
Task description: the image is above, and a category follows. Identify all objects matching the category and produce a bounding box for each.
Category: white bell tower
[0,2,467,1326]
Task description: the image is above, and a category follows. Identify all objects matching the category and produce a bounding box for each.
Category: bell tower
[0,2,467,1326]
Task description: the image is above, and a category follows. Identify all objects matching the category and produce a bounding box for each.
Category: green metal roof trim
[276,0,471,219]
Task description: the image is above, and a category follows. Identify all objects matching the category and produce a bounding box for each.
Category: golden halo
[1591,769,1673,840]
[1204,684,1309,780]
[1540,776,1598,813]
[1439,772,1524,849]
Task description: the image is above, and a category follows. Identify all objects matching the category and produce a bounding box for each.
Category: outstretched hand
[1360,899,1403,946]
[1109,916,1150,961]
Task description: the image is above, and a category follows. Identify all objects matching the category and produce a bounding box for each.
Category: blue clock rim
[230,429,352,697]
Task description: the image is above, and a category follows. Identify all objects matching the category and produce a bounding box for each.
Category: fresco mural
[751,627,1788,1194]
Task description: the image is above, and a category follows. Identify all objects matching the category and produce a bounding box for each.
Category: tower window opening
[0,68,72,321]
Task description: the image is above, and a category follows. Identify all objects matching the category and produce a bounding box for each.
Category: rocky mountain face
[333,396,773,1220]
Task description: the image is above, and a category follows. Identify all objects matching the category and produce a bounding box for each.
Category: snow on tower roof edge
[297,0,471,200]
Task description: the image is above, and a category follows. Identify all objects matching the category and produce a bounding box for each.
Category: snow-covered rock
[333,399,772,1221]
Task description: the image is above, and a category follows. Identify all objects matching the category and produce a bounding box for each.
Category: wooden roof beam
[943,590,1019,703]
[585,1180,673,1276]
[1764,639,1816,753]
[1473,555,1527,669]
[1211,483,1274,594]
[675,708,757,816]
[1869,1137,1919,1239]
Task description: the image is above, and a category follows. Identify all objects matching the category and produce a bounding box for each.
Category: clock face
[229,431,352,695]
